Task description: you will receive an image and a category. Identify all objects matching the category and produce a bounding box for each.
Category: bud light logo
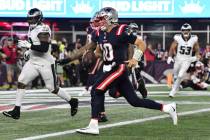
[101,0,174,16]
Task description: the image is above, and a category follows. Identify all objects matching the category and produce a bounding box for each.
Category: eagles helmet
[128,23,139,35]
[181,23,192,38]
[97,7,118,31]
[27,8,43,28]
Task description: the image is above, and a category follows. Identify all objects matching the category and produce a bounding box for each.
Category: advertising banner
[0,0,208,18]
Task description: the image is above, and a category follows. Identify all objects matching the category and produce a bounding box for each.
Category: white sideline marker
[16,108,210,140]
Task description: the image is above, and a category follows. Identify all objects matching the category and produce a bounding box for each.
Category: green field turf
[0,86,209,140]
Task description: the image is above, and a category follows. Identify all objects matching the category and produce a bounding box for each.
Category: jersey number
[100,43,114,61]
[179,46,192,55]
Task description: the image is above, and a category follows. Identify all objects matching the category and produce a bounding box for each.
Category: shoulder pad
[191,34,198,42]
[173,34,181,41]
[36,24,50,33]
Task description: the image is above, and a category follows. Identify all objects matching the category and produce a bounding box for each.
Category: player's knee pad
[17,82,26,89]
[178,72,184,78]
[176,75,182,81]
[18,74,28,86]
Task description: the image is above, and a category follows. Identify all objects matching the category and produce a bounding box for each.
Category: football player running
[75,7,177,135]
[127,22,148,98]
[167,23,201,98]
[84,11,108,122]
[3,8,78,119]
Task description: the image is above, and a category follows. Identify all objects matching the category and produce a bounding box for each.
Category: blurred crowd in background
[0,32,209,90]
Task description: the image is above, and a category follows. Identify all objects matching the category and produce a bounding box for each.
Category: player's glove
[23,50,30,61]
[167,56,174,64]
[189,56,198,63]
[18,40,31,49]
[56,58,71,65]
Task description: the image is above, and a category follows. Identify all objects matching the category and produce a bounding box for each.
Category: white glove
[18,40,31,49]
[23,50,30,61]
[167,56,174,64]
[189,56,198,63]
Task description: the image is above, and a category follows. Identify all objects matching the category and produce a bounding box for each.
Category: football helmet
[181,23,192,38]
[27,8,43,28]
[90,11,100,30]
[128,23,139,35]
[195,61,204,73]
[97,7,118,31]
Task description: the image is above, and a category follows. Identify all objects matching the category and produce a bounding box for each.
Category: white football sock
[170,77,182,96]
[173,77,182,91]
[15,89,26,107]
[162,104,172,113]
[56,88,71,101]
[89,119,99,129]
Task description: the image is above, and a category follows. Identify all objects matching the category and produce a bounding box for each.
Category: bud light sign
[0,0,209,18]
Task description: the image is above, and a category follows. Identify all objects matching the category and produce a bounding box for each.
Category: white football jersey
[28,23,54,65]
[174,34,198,60]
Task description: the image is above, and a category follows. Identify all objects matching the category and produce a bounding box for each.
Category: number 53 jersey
[174,34,198,60]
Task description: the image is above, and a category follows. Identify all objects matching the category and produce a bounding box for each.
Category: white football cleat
[76,126,99,135]
[169,94,174,98]
[168,102,178,125]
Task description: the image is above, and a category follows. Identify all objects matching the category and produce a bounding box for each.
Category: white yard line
[16,108,210,140]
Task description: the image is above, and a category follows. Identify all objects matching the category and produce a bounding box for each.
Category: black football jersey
[92,24,137,65]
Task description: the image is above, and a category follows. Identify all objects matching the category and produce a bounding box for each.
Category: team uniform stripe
[96,64,125,90]
[116,24,126,35]
[96,29,100,36]
[89,58,100,74]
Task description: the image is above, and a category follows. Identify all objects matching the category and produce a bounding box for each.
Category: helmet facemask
[97,16,111,31]
[181,23,192,39]
[27,15,41,29]
[97,7,118,31]
[182,29,191,38]
[128,23,139,36]
[27,8,43,29]
[90,12,100,30]
[131,28,139,36]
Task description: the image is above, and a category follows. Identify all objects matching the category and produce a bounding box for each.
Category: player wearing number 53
[167,23,201,98]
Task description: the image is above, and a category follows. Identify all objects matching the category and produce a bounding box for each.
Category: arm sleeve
[173,34,179,42]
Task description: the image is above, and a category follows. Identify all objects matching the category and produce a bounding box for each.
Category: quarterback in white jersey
[3,8,78,119]
[167,23,201,97]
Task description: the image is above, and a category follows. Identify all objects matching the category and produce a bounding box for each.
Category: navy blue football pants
[90,64,162,119]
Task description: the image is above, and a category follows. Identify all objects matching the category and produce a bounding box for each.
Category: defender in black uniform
[76,7,177,135]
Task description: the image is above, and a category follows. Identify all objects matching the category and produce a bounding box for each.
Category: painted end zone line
[16,108,210,140]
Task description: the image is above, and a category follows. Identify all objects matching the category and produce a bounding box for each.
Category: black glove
[56,58,71,65]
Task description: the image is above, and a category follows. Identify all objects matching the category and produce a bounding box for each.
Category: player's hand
[189,56,200,63]
[18,40,31,49]
[167,56,174,64]
[125,58,138,68]
[23,50,30,61]
[56,58,71,65]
